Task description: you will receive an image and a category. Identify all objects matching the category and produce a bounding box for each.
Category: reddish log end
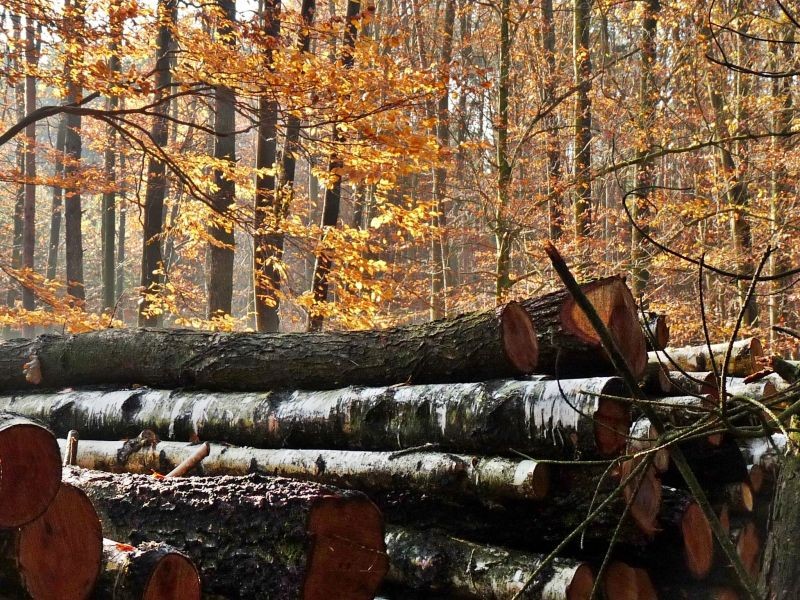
[0,416,62,527]
[621,461,662,536]
[499,301,539,374]
[143,552,202,600]
[304,496,388,600]
[747,465,765,495]
[17,483,102,599]
[593,378,634,457]
[735,521,761,578]
[719,504,731,534]
[566,563,595,600]
[681,501,713,579]
[633,568,658,600]
[603,562,638,600]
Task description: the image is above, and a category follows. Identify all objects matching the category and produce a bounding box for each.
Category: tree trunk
[522,276,648,378]
[0,413,62,527]
[573,0,592,239]
[494,0,513,301]
[206,0,237,319]
[2,377,629,460]
[0,300,536,392]
[760,452,800,597]
[7,14,25,313]
[0,483,102,599]
[649,338,763,378]
[308,0,361,331]
[46,116,66,282]
[640,312,669,351]
[138,0,176,326]
[96,539,201,600]
[64,0,86,304]
[384,526,595,600]
[63,468,388,599]
[541,0,563,240]
[58,439,550,503]
[22,15,38,330]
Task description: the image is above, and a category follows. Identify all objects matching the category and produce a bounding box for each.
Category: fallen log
[640,312,670,351]
[0,301,538,392]
[57,439,551,502]
[0,482,102,598]
[641,363,673,395]
[737,433,786,476]
[668,371,719,400]
[62,468,388,599]
[521,276,647,378]
[627,418,670,473]
[648,338,763,378]
[97,539,201,600]
[384,526,594,600]
[4,377,631,457]
[0,413,62,527]
[729,520,760,579]
[710,482,754,515]
[724,377,776,402]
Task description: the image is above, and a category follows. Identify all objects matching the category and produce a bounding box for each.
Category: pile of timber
[0,275,787,599]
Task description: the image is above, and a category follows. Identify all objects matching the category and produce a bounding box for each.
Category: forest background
[0,0,797,349]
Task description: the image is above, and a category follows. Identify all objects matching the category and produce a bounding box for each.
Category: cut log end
[595,396,632,457]
[747,464,765,494]
[304,496,388,600]
[622,462,661,536]
[633,568,657,600]
[143,552,202,600]
[17,483,102,599]
[566,563,595,600]
[681,501,713,579]
[517,460,551,501]
[500,301,539,374]
[735,521,761,578]
[603,562,638,600]
[0,421,62,527]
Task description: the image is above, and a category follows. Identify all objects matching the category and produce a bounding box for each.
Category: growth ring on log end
[0,414,62,527]
[499,301,539,374]
[16,483,102,599]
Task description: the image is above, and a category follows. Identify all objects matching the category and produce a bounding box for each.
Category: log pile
[0,275,791,599]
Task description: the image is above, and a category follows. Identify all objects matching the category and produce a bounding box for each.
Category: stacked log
[649,338,763,378]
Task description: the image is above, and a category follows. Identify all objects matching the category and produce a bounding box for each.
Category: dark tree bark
[64,0,86,304]
[46,116,67,282]
[138,0,176,326]
[7,14,24,312]
[22,16,38,332]
[63,468,388,599]
[206,0,237,319]
[573,0,592,238]
[541,0,563,240]
[760,453,800,598]
[308,0,361,331]
[116,151,127,309]
[0,301,537,392]
[253,0,282,332]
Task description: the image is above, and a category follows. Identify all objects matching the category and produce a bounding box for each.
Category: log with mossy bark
[0,412,62,527]
[2,377,631,458]
[521,276,648,379]
[96,539,201,600]
[57,439,551,502]
[648,338,763,378]
[0,301,538,392]
[62,468,387,599]
[384,526,595,600]
[0,483,102,599]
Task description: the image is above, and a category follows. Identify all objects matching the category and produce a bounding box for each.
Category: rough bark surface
[384,526,594,600]
[3,377,629,458]
[62,468,387,599]
[0,302,536,392]
[58,439,550,503]
[760,453,800,599]
[649,338,763,378]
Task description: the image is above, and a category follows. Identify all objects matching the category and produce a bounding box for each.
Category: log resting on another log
[0,301,538,392]
[0,412,62,527]
[384,526,594,600]
[0,483,102,599]
[58,439,551,503]
[96,539,201,600]
[62,467,387,599]
[649,338,763,378]
[668,371,719,400]
[639,312,670,351]
[3,377,631,458]
[522,276,648,379]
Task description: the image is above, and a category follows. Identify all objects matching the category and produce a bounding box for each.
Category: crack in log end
[142,551,202,600]
[16,483,102,599]
[564,563,594,600]
[681,501,713,579]
[303,496,388,600]
[601,562,638,600]
[499,301,539,375]
[0,419,61,527]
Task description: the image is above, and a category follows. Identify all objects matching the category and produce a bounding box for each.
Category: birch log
[62,468,387,599]
[2,377,631,458]
[649,338,763,378]
[0,301,538,392]
[58,439,551,502]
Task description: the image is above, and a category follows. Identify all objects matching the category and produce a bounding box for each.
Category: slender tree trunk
[64,0,86,304]
[630,0,659,298]
[22,16,37,331]
[138,0,176,326]
[116,149,127,312]
[206,0,237,319]
[541,0,562,240]
[46,117,66,282]
[7,15,24,312]
[101,4,121,312]
[308,0,361,331]
[253,0,282,332]
[573,0,592,239]
[494,0,512,302]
